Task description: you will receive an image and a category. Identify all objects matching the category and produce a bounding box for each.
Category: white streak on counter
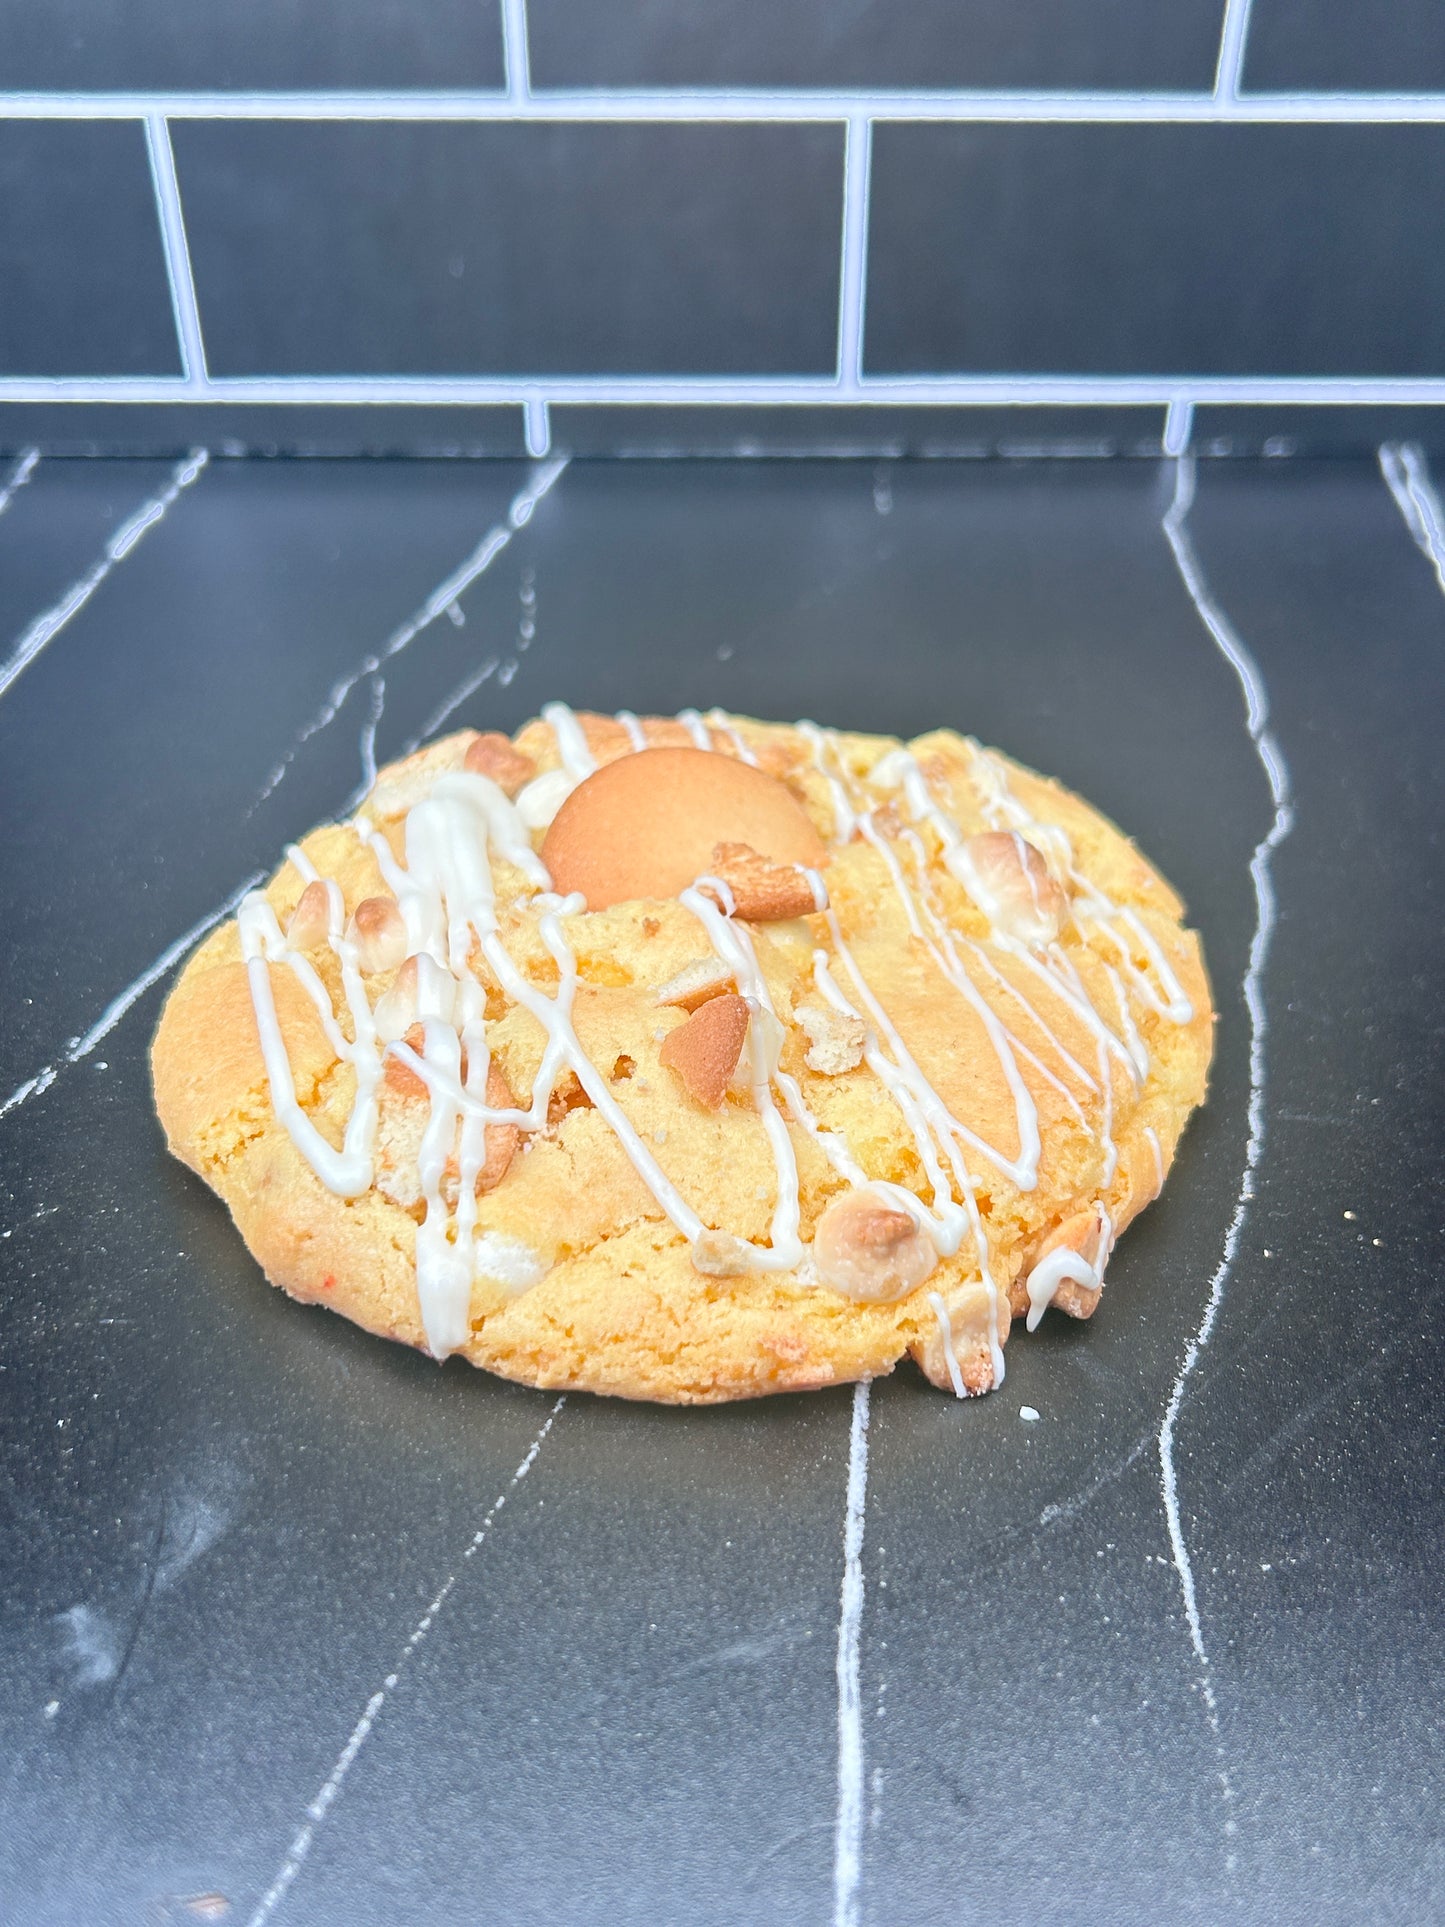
[1380,441,1445,600]
[0,869,263,1122]
[832,1379,872,1927]
[245,1399,565,1927]
[405,656,499,751]
[0,449,208,704]
[1160,452,1293,1837]
[356,674,385,799]
[0,447,38,519]
[253,456,567,807]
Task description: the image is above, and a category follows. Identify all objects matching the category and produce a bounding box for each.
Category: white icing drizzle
[867,742,1144,1092]
[514,766,573,830]
[413,1018,473,1356]
[897,825,1100,1104]
[680,881,809,1269]
[967,740,1193,1028]
[1143,1124,1165,1195]
[363,798,706,1243]
[676,706,713,750]
[615,708,648,752]
[705,708,760,764]
[237,704,1179,1387]
[1024,1210,1113,1333]
[854,811,1041,1191]
[237,891,379,1198]
[1103,959,1151,1082]
[1031,941,1139,1086]
[964,742,1076,880]
[800,865,830,914]
[926,1290,967,1399]
[542,699,598,781]
[806,726,1042,1193]
[1090,907,1194,1025]
[799,719,859,842]
[813,935,1006,1385]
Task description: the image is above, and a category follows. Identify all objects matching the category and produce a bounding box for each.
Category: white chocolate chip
[813,1186,937,1303]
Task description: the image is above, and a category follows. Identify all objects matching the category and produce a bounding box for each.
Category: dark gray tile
[173,120,844,378]
[529,0,1222,91]
[866,124,1445,377]
[0,0,504,89]
[1193,405,1445,459]
[0,121,180,379]
[0,403,525,460]
[551,403,1165,457]
[1243,0,1445,92]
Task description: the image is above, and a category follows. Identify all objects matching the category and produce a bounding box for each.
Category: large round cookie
[152,705,1213,1404]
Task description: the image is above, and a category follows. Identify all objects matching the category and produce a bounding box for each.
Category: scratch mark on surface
[668,1621,813,1679]
[0,449,208,705]
[1038,1427,1154,1529]
[1379,442,1445,599]
[0,868,264,1123]
[109,1499,169,1698]
[1161,453,1294,1849]
[245,1398,564,1927]
[832,1379,871,1927]
[252,456,567,809]
[0,447,39,520]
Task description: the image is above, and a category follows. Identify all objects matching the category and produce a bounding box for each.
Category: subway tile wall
[525,0,1226,92]
[2,0,1444,457]
[173,121,844,378]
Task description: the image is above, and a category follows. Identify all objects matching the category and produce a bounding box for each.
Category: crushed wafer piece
[659,992,750,1108]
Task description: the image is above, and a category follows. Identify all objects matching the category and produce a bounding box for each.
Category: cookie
[151,703,1213,1404]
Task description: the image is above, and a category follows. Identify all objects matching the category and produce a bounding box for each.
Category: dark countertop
[0,452,1440,1926]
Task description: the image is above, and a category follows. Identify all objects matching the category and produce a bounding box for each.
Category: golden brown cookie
[152,705,1213,1404]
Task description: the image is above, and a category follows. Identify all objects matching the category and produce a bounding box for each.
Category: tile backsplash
[524,0,1227,92]
[3,0,1444,458]
[172,120,845,378]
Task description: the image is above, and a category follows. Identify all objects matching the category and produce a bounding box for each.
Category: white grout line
[831,1379,871,1927]
[0,448,209,706]
[500,0,532,104]
[0,448,39,519]
[0,869,264,1123]
[836,116,872,392]
[1164,398,1195,456]
[5,374,1445,407]
[1214,0,1256,105]
[1379,442,1445,597]
[252,454,567,807]
[5,88,1445,121]
[245,1399,565,1927]
[524,396,551,457]
[1160,452,1293,1856]
[143,113,209,388]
